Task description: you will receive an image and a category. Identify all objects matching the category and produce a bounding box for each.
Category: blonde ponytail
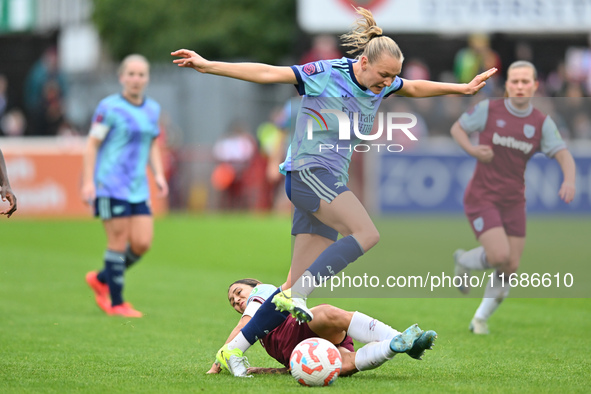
[340,7,404,64]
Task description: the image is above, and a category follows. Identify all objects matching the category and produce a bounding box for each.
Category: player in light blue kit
[173,7,496,376]
[82,54,168,318]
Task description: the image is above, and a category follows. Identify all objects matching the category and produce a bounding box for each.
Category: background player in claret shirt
[81,54,168,318]
[450,61,576,334]
[172,7,495,376]
[207,279,436,377]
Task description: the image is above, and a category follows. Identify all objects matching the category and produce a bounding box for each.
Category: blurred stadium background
[0,0,589,217]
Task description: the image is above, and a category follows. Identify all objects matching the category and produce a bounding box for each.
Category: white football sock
[458,246,490,270]
[290,270,316,299]
[474,271,510,321]
[354,339,396,371]
[226,332,252,353]
[347,311,400,343]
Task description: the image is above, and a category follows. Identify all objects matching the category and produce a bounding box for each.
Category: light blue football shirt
[92,94,161,202]
[280,58,403,184]
[243,284,277,318]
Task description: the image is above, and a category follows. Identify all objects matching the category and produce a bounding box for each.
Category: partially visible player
[450,60,576,334]
[173,6,494,376]
[0,148,17,217]
[81,54,168,318]
[207,279,437,377]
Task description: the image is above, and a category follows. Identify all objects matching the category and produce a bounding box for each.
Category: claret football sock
[240,288,290,347]
[104,249,126,306]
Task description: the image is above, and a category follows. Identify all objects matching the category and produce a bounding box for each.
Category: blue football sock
[294,235,364,297]
[98,246,141,282]
[97,269,107,284]
[124,245,142,269]
[240,288,290,344]
[104,250,126,307]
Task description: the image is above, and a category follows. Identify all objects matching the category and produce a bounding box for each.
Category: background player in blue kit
[172,7,496,376]
[450,61,576,334]
[82,54,168,318]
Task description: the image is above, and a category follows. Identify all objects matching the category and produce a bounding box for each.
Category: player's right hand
[0,187,17,218]
[471,145,494,163]
[206,361,221,374]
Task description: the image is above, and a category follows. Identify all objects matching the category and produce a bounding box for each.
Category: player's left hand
[171,49,209,73]
[559,180,575,203]
[465,68,498,95]
[154,174,169,198]
[206,362,221,374]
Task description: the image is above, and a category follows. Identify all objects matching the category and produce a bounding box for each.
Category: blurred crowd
[0,47,78,138]
[397,33,591,141]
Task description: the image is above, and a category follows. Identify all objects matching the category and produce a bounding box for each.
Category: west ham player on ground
[82,54,168,318]
[207,279,436,377]
[173,7,495,376]
[450,60,576,334]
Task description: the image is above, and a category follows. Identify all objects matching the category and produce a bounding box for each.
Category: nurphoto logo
[304,108,418,153]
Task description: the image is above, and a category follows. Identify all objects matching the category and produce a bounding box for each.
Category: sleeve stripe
[291,65,305,96]
[250,296,266,304]
[546,145,566,158]
[385,79,404,97]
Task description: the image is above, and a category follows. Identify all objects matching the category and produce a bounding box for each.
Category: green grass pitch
[1,214,589,393]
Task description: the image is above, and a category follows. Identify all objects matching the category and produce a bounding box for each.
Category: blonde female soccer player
[82,54,168,318]
[173,7,495,375]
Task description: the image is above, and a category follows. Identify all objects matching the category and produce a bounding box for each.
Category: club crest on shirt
[303,61,325,76]
[473,217,484,232]
[523,124,535,139]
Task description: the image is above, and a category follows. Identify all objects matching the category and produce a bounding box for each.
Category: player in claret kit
[450,61,576,334]
[173,7,494,375]
[207,279,437,377]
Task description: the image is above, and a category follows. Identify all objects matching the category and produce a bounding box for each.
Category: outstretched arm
[554,149,576,203]
[171,49,297,85]
[398,68,497,97]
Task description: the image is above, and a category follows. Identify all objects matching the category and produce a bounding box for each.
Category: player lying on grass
[207,279,437,377]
